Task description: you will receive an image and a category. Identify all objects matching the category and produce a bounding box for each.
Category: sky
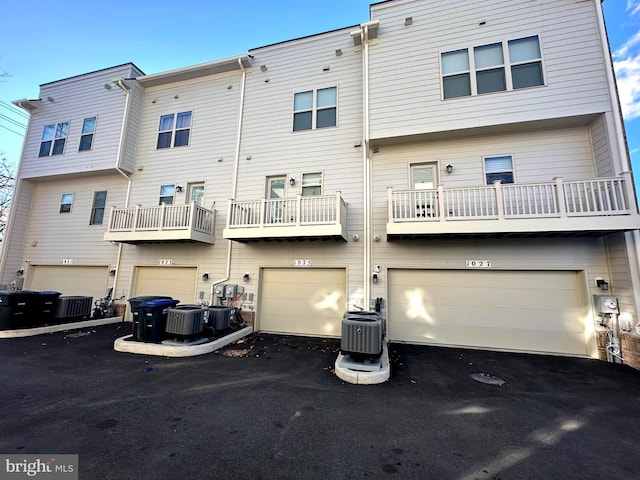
[0,0,638,184]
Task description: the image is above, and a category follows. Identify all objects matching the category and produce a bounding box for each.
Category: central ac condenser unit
[341,311,383,357]
[165,305,206,337]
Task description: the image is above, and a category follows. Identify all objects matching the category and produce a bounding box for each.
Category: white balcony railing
[224,192,348,240]
[105,202,215,243]
[388,175,637,233]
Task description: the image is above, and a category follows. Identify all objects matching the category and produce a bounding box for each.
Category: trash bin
[128,296,173,341]
[208,305,232,331]
[0,290,41,330]
[37,291,61,326]
[138,298,179,343]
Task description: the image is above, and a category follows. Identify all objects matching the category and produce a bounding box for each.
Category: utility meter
[214,284,226,298]
[225,284,238,298]
[594,295,619,314]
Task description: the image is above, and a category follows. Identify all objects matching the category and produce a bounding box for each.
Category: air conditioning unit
[341,311,382,357]
[55,296,93,320]
[165,305,206,337]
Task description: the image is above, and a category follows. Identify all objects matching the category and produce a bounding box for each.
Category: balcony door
[188,183,205,206]
[411,163,437,217]
[267,176,286,223]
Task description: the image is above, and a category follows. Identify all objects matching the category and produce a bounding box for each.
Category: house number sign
[466,260,492,268]
[159,259,173,265]
[293,260,312,266]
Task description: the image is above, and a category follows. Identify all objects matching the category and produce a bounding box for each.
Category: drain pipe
[362,23,372,311]
[112,78,134,296]
[210,57,248,303]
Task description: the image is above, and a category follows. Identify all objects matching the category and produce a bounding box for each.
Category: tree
[0,156,16,245]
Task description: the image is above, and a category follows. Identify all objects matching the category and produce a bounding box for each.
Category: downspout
[595,0,640,350]
[210,57,247,302]
[362,24,372,310]
[112,78,134,296]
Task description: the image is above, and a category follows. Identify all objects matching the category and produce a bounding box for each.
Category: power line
[0,113,26,129]
[0,123,24,137]
[0,100,28,119]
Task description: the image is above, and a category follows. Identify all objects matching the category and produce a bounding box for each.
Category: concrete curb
[113,326,254,357]
[0,317,124,338]
[334,341,390,385]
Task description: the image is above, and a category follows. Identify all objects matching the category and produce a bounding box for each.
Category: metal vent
[341,312,382,356]
[55,296,93,319]
[165,306,206,336]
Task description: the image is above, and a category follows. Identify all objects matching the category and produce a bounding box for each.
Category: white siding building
[3,0,640,365]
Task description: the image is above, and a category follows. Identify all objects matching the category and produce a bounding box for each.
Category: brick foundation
[240,310,255,327]
[596,331,640,371]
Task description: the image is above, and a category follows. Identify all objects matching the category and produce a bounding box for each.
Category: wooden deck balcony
[387,173,640,238]
[223,192,348,242]
[103,202,216,244]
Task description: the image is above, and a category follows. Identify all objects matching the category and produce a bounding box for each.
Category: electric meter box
[225,284,238,298]
[214,285,226,298]
[594,295,619,314]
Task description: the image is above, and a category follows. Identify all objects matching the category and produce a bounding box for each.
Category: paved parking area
[1,321,640,479]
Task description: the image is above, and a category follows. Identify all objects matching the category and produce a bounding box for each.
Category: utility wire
[0,113,26,129]
[0,123,24,136]
[0,100,28,119]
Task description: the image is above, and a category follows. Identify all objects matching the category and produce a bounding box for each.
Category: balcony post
[621,171,636,213]
[494,180,504,220]
[260,198,266,227]
[133,205,140,232]
[159,203,166,231]
[438,184,445,222]
[108,206,116,230]
[335,191,342,226]
[553,177,567,218]
[226,199,233,227]
[296,195,302,226]
[187,202,195,230]
[387,187,394,222]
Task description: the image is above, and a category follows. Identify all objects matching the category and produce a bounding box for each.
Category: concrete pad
[335,341,390,384]
[0,316,123,338]
[113,326,254,357]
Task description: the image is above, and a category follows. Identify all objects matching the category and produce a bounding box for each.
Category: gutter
[210,57,248,303]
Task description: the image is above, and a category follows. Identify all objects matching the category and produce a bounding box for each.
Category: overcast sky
[0,0,638,188]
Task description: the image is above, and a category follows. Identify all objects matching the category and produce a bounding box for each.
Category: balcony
[223,192,348,242]
[387,174,640,239]
[104,202,216,244]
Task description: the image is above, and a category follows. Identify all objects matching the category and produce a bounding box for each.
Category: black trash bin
[0,290,41,330]
[137,298,179,343]
[128,296,173,341]
[37,291,61,326]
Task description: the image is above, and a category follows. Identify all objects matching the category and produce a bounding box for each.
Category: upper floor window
[90,191,107,225]
[302,172,322,196]
[441,36,544,99]
[39,122,69,157]
[79,117,97,151]
[59,193,74,213]
[159,184,175,205]
[157,111,192,149]
[293,87,337,131]
[484,155,515,184]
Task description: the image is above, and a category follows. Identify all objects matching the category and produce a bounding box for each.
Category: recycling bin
[136,298,179,343]
[128,296,173,341]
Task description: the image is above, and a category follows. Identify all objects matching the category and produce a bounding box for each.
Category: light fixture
[405,17,413,26]
[16,269,24,275]
[352,234,359,241]
[372,272,379,284]
[243,272,250,282]
[596,278,609,291]
[260,65,268,72]
[109,269,116,276]
[46,96,55,102]
[289,177,296,186]
[335,49,342,56]
[104,83,112,90]
[176,185,183,192]
[446,163,453,174]
[202,272,210,281]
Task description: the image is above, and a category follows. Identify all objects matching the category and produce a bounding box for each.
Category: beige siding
[590,115,614,177]
[368,0,612,140]
[119,85,146,173]
[605,233,636,321]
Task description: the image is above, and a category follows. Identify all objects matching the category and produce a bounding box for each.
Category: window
[79,117,97,151]
[157,111,192,149]
[293,87,337,131]
[411,163,437,190]
[90,191,107,225]
[441,36,543,99]
[188,183,205,206]
[484,156,514,184]
[302,172,322,196]
[159,185,175,205]
[39,122,69,157]
[60,193,74,213]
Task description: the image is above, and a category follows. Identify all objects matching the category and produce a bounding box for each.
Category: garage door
[388,269,588,355]
[29,266,109,301]
[131,267,197,304]
[259,268,346,337]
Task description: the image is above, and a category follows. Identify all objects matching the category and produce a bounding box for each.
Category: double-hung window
[39,122,69,157]
[159,185,175,205]
[301,172,322,196]
[79,117,97,151]
[293,87,337,131]
[484,155,515,184]
[441,35,544,99]
[157,111,192,149]
[60,193,74,213]
[90,191,107,225]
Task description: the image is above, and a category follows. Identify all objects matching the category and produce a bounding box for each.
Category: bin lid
[139,298,180,308]
[38,291,61,296]
[129,295,172,304]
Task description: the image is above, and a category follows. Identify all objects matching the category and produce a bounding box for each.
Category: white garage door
[259,268,346,337]
[388,269,588,356]
[29,266,109,301]
[131,267,197,304]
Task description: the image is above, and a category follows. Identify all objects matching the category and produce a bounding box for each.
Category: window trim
[292,87,337,132]
[483,154,516,185]
[440,35,545,100]
[79,116,97,152]
[410,162,438,190]
[89,190,107,225]
[159,184,176,205]
[39,121,70,157]
[301,172,323,196]
[59,193,74,213]
[156,111,193,149]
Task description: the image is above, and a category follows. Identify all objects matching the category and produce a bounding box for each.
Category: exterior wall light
[202,272,209,281]
[446,164,453,174]
[289,177,296,186]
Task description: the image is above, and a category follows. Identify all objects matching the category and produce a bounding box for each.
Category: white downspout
[210,57,247,302]
[112,78,134,296]
[363,24,372,310]
[595,1,640,328]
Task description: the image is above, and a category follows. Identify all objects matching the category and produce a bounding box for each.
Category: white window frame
[483,155,516,185]
[301,172,323,196]
[59,193,74,213]
[441,35,545,100]
[90,190,107,225]
[79,116,97,152]
[292,87,337,132]
[39,121,70,157]
[156,111,192,149]
[159,184,175,205]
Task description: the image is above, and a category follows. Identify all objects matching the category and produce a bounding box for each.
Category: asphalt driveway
[1,321,640,479]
